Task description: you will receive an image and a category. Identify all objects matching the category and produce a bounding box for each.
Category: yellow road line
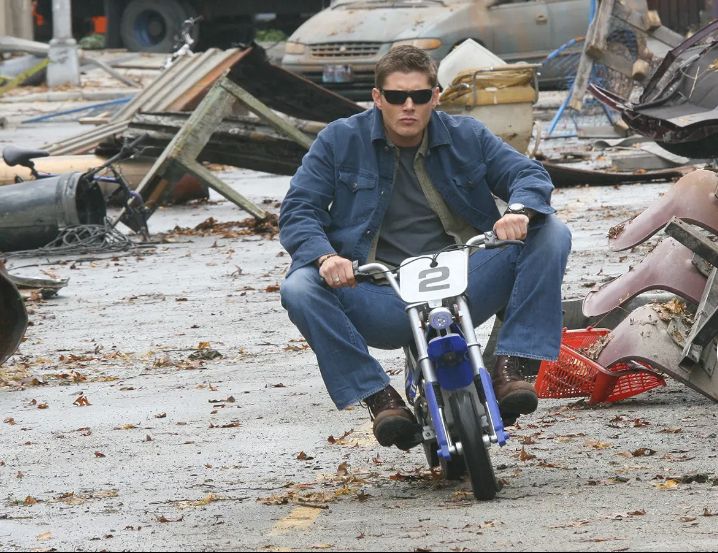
[270,505,323,534]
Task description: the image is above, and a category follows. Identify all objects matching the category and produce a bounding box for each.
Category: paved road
[1,118,717,551]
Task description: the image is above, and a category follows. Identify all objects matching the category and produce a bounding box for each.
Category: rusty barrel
[0,172,106,252]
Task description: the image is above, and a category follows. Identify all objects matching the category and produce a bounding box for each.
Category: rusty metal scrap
[596,304,718,402]
[608,169,718,251]
[589,19,718,159]
[582,238,707,317]
[541,160,689,188]
[228,45,363,124]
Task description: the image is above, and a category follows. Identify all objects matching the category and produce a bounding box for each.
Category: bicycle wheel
[449,391,498,500]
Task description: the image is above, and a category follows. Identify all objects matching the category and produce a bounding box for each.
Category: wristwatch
[505,202,528,216]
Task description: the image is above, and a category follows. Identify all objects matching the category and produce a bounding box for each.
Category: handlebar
[85,134,148,179]
[353,231,524,293]
[466,230,524,250]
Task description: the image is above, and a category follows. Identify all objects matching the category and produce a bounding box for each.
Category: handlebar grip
[352,260,376,282]
[483,231,524,249]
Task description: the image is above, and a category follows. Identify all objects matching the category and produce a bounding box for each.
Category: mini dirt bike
[355,232,523,500]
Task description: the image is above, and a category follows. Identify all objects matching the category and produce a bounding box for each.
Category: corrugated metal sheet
[113,48,246,119]
[44,49,246,155]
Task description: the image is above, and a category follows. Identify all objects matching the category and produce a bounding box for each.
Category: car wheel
[120,0,197,53]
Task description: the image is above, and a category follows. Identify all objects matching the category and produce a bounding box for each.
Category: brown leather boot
[491,355,539,425]
[364,385,422,451]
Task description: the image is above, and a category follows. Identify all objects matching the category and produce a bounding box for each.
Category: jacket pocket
[452,162,487,190]
[338,170,378,192]
[333,170,379,224]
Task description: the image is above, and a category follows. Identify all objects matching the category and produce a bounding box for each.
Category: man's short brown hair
[374,45,438,89]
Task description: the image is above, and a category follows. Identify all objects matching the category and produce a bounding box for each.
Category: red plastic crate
[536,328,666,403]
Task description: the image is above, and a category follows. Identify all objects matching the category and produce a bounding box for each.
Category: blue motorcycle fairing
[427,332,474,391]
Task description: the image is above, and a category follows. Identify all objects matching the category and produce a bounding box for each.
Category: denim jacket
[279,107,555,276]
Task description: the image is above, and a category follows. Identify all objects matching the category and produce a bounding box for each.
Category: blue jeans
[280,214,572,409]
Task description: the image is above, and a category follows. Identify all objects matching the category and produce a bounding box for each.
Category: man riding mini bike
[278,45,572,500]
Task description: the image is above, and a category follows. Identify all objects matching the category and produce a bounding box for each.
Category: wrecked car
[281,0,592,99]
[589,19,718,159]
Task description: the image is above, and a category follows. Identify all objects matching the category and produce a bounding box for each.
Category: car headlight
[285,41,306,55]
[392,38,442,51]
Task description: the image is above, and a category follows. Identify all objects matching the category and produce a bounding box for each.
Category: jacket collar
[370,107,451,152]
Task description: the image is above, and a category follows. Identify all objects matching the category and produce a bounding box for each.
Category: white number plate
[399,250,468,303]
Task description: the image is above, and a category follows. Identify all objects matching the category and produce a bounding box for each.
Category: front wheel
[449,391,499,500]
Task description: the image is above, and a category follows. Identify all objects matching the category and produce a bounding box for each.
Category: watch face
[508,203,525,212]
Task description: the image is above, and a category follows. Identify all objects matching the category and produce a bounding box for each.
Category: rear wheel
[449,391,498,500]
[120,0,197,53]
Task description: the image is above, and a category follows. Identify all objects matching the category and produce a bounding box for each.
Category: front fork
[454,296,508,446]
[406,297,508,462]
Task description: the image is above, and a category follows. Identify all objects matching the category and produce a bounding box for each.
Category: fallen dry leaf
[655,479,679,490]
[37,402,49,409]
[94,451,106,458]
[73,394,91,407]
[519,447,536,461]
[585,439,612,449]
[631,447,656,457]
[36,531,52,541]
[327,429,354,445]
[659,427,682,434]
[24,496,40,505]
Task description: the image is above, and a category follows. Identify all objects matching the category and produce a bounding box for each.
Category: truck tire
[120,0,197,53]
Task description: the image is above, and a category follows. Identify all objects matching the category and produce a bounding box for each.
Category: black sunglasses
[381,89,434,105]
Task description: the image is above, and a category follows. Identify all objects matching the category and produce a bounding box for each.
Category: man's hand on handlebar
[318,254,357,288]
[493,213,530,241]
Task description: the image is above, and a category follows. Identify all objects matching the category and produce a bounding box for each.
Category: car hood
[289,1,472,44]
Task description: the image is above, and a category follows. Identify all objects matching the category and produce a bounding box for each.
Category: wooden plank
[112,75,268,230]
[131,77,236,202]
[221,78,314,150]
[176,158,267,220]
[585,0,615,60]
